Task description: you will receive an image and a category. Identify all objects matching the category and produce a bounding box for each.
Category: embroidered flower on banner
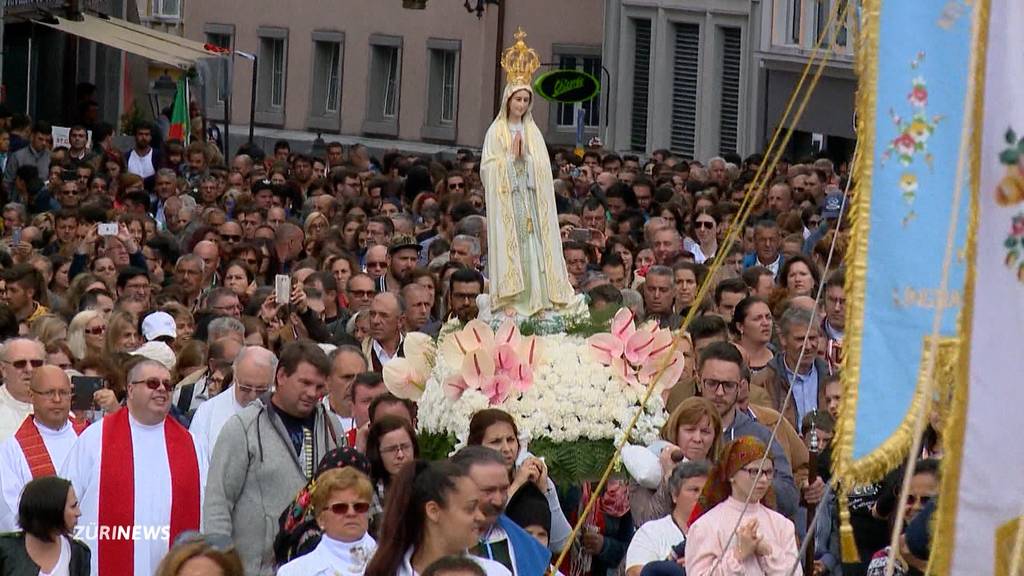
[881,51,944,224]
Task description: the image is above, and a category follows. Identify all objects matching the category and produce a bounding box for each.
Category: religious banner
[834,0,976,550]
[931,1,1024,574]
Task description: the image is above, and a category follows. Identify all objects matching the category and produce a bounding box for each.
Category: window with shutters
[255,27,288,126]
[364,35,402,137]
[630,19,651,152]
[308,31,344,131]
[670,22,700,159]
[554,54,601,129]
[719,27,742,156]
[423,39,461,142]
[790,0,803,44]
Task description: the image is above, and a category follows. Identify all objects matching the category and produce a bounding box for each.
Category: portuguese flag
[168,78,190,144]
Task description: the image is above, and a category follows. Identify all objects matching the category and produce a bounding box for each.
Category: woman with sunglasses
[67,310,105,362]
[862,460,941,576]
[685,210,719,265]
[277,467,377,576]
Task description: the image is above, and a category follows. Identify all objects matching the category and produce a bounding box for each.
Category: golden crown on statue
[501,27,541,86]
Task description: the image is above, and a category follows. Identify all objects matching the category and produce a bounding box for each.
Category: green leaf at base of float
[417,432,620,485]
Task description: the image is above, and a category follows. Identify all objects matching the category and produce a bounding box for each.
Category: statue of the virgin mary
[481,28,576,319]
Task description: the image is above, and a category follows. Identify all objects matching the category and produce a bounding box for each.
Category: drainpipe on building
[491,0,506,118]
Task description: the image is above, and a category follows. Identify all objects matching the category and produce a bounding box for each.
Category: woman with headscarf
[685,437,802,575]
[480,28,574,319]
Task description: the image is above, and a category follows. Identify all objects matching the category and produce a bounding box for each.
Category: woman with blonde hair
[67,310,106,361]
[29,314,68,347]
[103,310,140,356]
[277,467,377,575]
[627,396,723,526]
[305,211,330,243]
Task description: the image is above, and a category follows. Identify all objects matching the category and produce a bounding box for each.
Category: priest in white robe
[61,359,207,576]
[0,338,46,442]
[0,366,88,531]
[190,346,276,469]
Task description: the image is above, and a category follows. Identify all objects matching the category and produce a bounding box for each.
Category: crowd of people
[0,103,942,576]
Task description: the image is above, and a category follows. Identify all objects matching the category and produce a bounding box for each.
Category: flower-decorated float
[379,28,686,482]
[382,308,685,482]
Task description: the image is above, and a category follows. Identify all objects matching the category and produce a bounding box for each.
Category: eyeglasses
[694,221,716,229]
[740,465,774,479]
[907,494,933,506]
[380,442,413,456]
[701,378,739,392]
[448,182,466,190]
[31,387,72,400]
[350,290,375,298]
[237,384,269,396]
[85,326,107,335]
[4,359,45,370]
[326,501,371,515]
[366,261,386,269]
[213,303,243,313]
[221,234,242,242]
[131,378,174,392]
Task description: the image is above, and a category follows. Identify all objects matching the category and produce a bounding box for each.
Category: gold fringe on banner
[928,0,989,571]
[833,0,878,561]
[838,488,860,562]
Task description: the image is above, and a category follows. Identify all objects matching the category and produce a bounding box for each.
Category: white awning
[34,13,222,69]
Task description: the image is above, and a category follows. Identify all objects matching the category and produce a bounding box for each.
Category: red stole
[97,410,200,575]
[14,416,88,478]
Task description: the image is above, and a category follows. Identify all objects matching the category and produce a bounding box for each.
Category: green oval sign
[533,69,600,104]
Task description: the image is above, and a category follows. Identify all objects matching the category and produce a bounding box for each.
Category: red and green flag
[167,78,190,144]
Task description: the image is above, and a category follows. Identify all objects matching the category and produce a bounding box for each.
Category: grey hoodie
[203,395,342,576]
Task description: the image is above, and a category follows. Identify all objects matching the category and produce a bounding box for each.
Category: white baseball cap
[142,311,177,341]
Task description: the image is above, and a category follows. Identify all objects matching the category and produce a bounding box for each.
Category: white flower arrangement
[391,318,669,449]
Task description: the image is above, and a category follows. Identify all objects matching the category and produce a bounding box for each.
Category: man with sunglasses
[696,342,799,520]
[62,359,205,575]
[0,338,46,442]
[0,366,87,531]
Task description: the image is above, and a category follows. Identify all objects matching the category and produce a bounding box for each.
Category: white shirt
[0,418,82,531]
[39,535,71,576]
[60,412,208,576]
[127,148,155,179]
[189,385,246,470]
[0,386,33,443]
[397,548,511,576]
[277,533,376,576]
[625,514,686,571]
[371,339,399,366]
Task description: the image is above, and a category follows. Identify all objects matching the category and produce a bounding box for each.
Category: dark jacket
[751,353,831,431]
[0,533,91,576]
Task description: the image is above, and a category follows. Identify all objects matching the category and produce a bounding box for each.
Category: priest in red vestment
[0,366,87,531]
[61,359,207,575]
